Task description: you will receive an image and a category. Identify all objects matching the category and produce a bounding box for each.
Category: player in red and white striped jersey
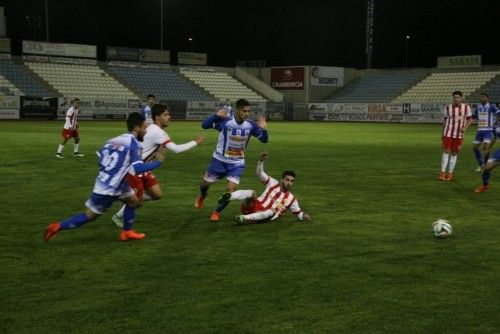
[56,98,84,158]
[218,152,310,224]
[439,91,472,181]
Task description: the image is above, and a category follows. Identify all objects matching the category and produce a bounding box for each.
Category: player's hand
[155,145,166,162]
[216,108,230,118]
[259,151,268,162]
[302,213,311,221]
[256,115,267,130]
[194,135,205,145]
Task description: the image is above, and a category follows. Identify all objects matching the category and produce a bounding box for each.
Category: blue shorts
[204,158,245,184]
[473,131,494,144]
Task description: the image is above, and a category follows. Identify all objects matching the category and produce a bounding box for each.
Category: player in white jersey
[472,93,498,171]
[44,112,166,242]
[111,103,205,227]
[439,91,472,181]
[217,152,310,224]
[56,98,84,158]
[141,94,156,126]
[475,110,500,192]
[195,98,269,222]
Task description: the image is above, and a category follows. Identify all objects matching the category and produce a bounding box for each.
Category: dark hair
[236,98,250,109]
[282,170,296,179]
[127,112,145,131]
[480,93,489,98]
[147,94,156,99]
[73,98,80,102]
[152,104,168,119]
[452,91,463,97]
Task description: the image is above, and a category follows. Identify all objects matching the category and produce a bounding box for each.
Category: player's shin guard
[200,184,209,198]
[123,205,135,231]
[215,198,230,213]
[482,171,491,186]
[441,153,450,173]
[448,155,458,173]
[473,148,483,167]
[59,213,89,230]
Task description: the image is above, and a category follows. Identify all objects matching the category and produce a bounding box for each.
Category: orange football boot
[44,222,61,243]
[120,230,146,241]
[474,184,489,193]
[209,211,220,222]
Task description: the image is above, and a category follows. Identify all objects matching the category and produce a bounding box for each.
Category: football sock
[57,144,64,154]
[116,205,125,218]
[448,155,458,173]
[441,153,450,173]
[123,205,135,231]
[484,152,490,163]
[230,190,253,201]
[215,198,230,213]
[473,148,483,166]
[243,209,274,221]
[143,193,153,201]
[482,171,491,185]
[200,184,209,197]
[59,213,89,230]
[74,143,80,153]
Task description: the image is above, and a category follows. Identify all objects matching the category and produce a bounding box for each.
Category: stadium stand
[466,73,500,102]
[107,65,213,101]
[392,70,500,103]
[180,68,267,102]
[0,59,52,97]
[24,61,138,99]
[326,70,428,103]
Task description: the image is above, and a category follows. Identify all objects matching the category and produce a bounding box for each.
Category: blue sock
[123,205,135,231]
[473,149,483,166]
[59,213,89,230]
[215,200,230,213]
[200,184,209,197]
[482,171,491,185]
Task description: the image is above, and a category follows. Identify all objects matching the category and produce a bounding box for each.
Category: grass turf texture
[0,120,499,333]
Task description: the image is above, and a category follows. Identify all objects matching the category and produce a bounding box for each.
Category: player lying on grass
[44,112,165,242]
[475,110,500,193]
[111,104,204,227]
[216,152,310,224]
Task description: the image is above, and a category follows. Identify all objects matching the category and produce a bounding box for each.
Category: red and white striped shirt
[257,176,303,220]
[443,103,472,138]
[63,106,79,130]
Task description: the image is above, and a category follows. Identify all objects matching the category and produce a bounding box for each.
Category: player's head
[234,98,251,121]
[452,91,463,105]
[479,93,489,104]
[280,170,296,191]
[127,112,147,141]
[152,104,171,128]
[73,98,80,108]
[147,94,156,106]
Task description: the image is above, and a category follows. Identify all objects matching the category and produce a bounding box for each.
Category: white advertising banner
[23,40,97,58]
[437,55,481,68]
[186,101,220,120]
[57,97,140,120]
[310,66,344,87]
[178,52,207,65]
[0,109,19,119]
[0,96,20,109]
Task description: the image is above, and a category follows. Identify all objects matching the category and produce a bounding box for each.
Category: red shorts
[62,128,79,139]
[240,199,265,214]
[126,172,159,200]
[442,137,463,152]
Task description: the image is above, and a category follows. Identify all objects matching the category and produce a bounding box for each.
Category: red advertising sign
[270,67,305,90]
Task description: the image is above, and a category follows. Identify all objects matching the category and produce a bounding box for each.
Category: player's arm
[256,152,272,184]
[289,199,310,222]
[165,135,205,153]
[251,115,269,143]
[463,105,473,132]
[201,109,228,129]
[132,144,165,173]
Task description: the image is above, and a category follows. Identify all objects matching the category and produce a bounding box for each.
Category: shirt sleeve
[288,198,304,220]
[250,121,268,143]
[201,114,225,131]
[466,104,472,118]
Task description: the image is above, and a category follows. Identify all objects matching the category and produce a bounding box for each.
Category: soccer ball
[432,219,453,238]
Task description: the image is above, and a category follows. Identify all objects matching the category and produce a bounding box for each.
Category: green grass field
[0,120,499,333]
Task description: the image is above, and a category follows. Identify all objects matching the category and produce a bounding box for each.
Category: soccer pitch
[0,120,498,333]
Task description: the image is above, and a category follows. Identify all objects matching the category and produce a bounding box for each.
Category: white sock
[243,209,274,221]
[57,144,64,154]
[230,190,254,201]
[116,204,126,218]
[448,155,458,173]
[143,193,153,201]
[74,143,80,153]
[441,153,449,173]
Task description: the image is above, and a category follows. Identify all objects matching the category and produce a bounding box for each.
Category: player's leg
[119,191,145,241]
[210,163,245,221]
[73,130,84,157]
[472,132,484,170]
[196,158,224,208]
[475,150,500,192]
[44,193,114,242]
[113,173,146,228]
[482,132,494,163]
[439,137,452,180]
[56,131,70,158]
[446,138,463,181]
[217,189,255,213]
